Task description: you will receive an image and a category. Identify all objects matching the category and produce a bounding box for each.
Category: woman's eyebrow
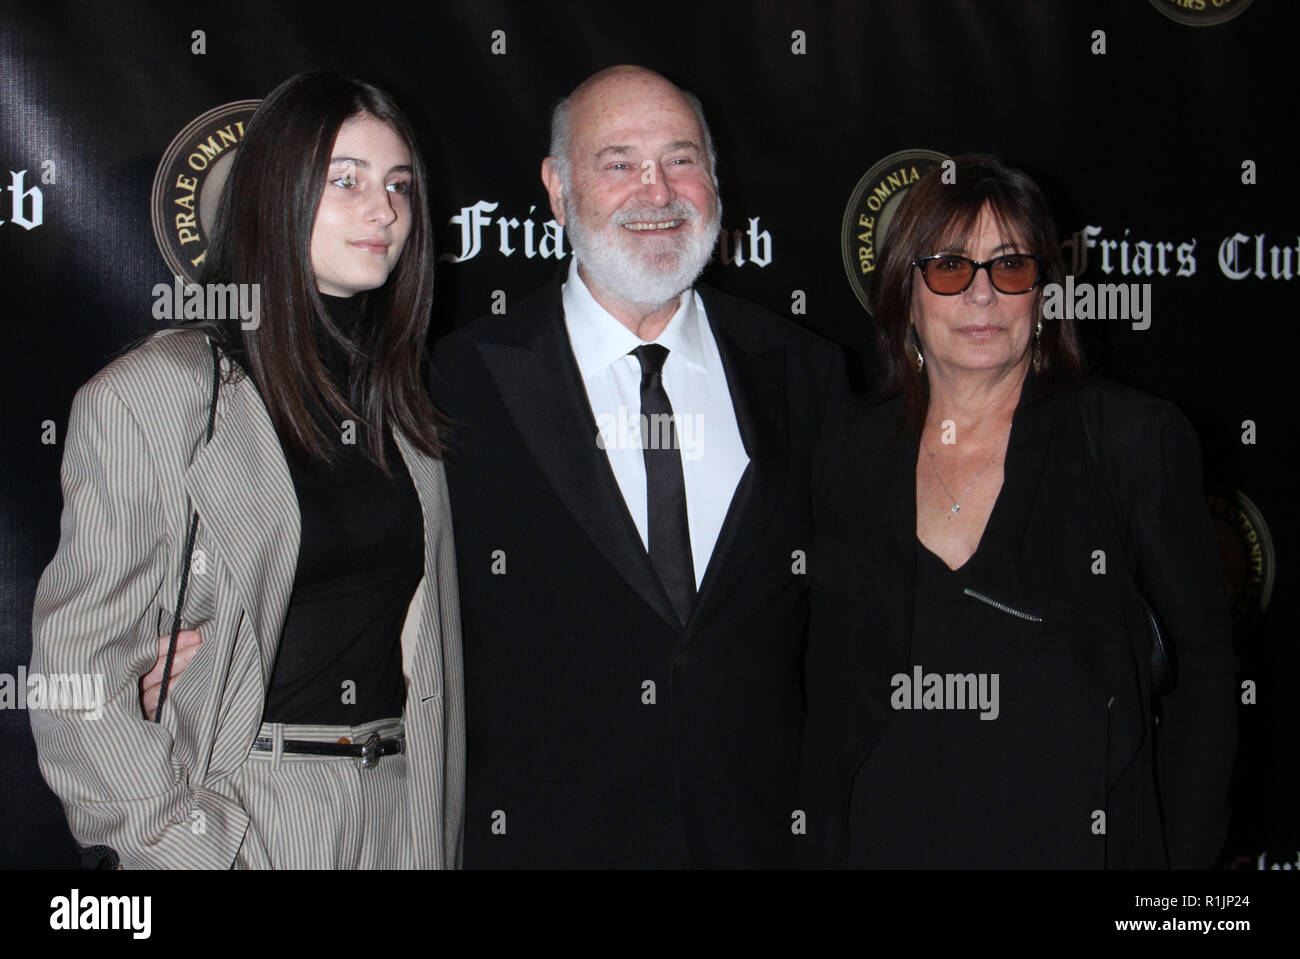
[329,157,413,175]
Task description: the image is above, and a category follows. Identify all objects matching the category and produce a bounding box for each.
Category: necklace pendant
[951,503,961,514]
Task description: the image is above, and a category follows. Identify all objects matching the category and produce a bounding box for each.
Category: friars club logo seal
[151,100,259,281]
[1148,0,1254,27]
[841,149,947,313]
[1207,483,1274,632]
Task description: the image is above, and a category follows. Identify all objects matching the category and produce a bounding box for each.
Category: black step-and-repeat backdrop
[2,0,1293,868]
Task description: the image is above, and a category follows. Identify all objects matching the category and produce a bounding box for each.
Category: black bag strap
[153,338,222,723]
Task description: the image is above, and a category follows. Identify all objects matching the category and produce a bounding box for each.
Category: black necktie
[631,343,696,624]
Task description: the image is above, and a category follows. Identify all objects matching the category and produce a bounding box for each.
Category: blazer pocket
[152,607,208,694]
[958,588,1044,664]
[150,607,189,708]
[962,588,1043,622]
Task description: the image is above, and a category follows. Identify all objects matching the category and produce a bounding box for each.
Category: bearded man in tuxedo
[431,65,849,867]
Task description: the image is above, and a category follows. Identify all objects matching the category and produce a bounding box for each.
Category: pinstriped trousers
[228,717,414,869]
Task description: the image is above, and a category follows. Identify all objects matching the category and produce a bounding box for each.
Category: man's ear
[541,157,567,225]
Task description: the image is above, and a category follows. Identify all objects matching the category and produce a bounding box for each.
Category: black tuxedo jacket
[431,273,847,867]
[800,376,1238,868]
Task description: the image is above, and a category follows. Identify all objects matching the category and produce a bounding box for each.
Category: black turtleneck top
[260,292,424,726]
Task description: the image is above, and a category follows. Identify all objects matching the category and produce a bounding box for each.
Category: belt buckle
[360,732,382,769]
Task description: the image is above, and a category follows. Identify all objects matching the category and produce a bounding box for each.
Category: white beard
[564,193,722,311]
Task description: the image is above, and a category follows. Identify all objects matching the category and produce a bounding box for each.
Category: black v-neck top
[802,376,1238,868]
[261,293,424,726]
[844,532,1100,868]
[913,538,966,644]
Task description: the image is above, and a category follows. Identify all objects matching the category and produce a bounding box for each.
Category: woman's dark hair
[194,70,446,468]
[869,153,1082,435]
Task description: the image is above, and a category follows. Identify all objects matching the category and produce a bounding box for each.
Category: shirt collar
[561,257,710,377]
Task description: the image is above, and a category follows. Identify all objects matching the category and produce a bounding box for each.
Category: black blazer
[431,273,848,867]
[800,375,1238,868]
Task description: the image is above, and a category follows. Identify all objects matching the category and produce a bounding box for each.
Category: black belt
[250,731,404,768]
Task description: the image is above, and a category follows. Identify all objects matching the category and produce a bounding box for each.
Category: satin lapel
[183,367,299,684]
[477,305,679,629]
[685,316,788,639]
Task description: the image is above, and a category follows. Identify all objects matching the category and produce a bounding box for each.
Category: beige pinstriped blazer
[29,328,464,869]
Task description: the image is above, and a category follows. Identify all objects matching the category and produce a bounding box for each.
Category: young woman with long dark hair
[30,71,463,869]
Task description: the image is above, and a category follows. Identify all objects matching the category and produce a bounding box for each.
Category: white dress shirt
[561,257,749,588]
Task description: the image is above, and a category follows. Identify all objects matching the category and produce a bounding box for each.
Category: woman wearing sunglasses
[30,72,463,869]
[800,154,1236,868]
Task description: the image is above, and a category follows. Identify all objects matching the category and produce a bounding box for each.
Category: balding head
[547,66,717,191]
[538,65,722,328]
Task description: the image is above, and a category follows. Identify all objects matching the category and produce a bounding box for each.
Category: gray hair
[548,87,719,190]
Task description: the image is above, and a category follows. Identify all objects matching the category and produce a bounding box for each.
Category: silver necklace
[924,425,1011,516]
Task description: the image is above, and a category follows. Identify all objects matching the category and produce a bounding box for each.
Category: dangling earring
[915,344,925,372]
[1032,318,1043,373]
